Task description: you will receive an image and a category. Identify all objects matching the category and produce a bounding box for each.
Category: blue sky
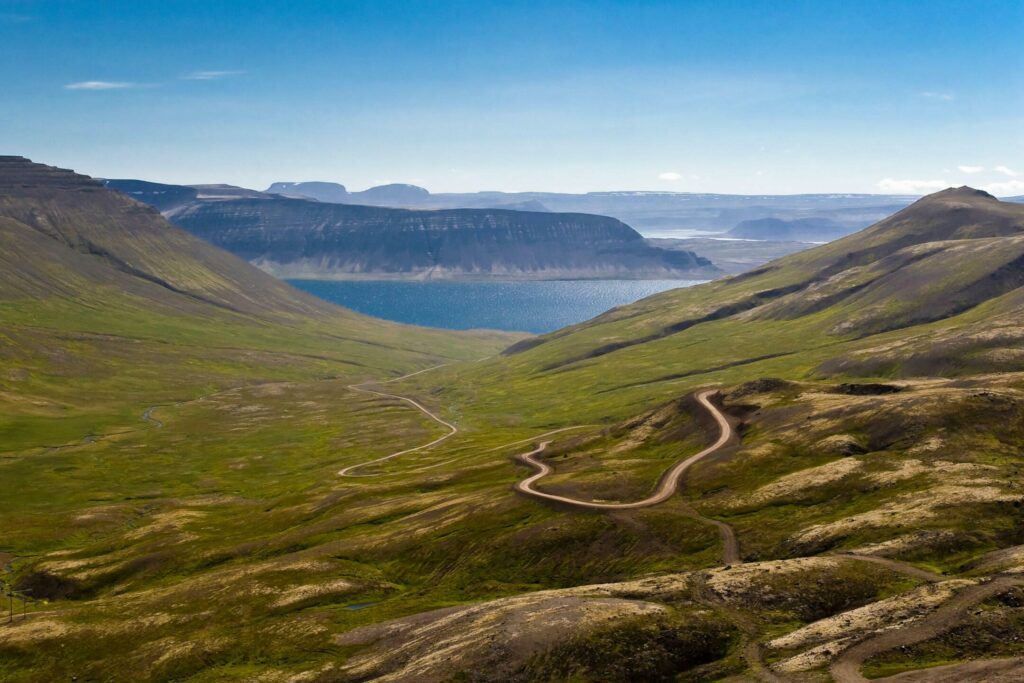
[3,0,1023,194]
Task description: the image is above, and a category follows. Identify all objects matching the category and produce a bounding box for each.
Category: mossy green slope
[433,187,1024,427]
[0,157,517,450]
[5,177,1024,681]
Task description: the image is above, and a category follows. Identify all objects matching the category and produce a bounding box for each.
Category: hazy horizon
[107,175,1016,199]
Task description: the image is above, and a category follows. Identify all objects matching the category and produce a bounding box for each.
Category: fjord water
[288,279,705,333]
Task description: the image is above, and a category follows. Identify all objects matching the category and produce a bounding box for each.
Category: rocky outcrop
[1,155,105,191]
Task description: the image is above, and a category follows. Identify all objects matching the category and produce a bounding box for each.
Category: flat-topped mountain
[267,181,351,202]
[165,195,718,280]
[266,181,431,205]
[102,178,719,279]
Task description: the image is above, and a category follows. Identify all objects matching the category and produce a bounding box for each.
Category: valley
[3,160,1024,682]
[6,2,1022,680]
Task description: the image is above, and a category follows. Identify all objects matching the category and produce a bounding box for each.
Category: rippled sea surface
[288,279,705,333]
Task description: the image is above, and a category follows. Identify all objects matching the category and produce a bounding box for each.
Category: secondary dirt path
[338,365,457,477]
[141,406,164,428]
[513,390,732,511]
[830,575,1024,683]
[835,553,946,583]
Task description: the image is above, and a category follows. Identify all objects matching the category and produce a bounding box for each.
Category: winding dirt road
[513,390,732,511]
[338,365,457,477]
[328,369,1024,683]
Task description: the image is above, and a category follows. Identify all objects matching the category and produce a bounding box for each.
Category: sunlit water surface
[288,279,705,333]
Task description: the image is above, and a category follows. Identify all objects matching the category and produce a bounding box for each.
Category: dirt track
[513,390,740,564]
[329,370,1024,682]
[836,553,946,583]
[338,365,456,477]
[512,390,732,510]
[830,575,1024,683]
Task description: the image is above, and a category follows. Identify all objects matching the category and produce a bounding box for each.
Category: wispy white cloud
[181,70,244,81]
[958,165,984,174]
[877,178,948,194]
[986,179,1024,196]
[994,165,1019,177]
[658,171,682,181]
[64,81,138,90]
[920,91,954,101]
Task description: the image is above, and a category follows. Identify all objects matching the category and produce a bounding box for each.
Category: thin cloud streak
[64,81,139,90]
[181,70,245,81]
[920,91,954,101]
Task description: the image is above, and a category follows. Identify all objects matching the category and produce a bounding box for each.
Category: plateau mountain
[105,178,719,280]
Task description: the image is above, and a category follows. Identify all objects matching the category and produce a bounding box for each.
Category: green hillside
[3,174,1024,682]
[0,157,516,450]
[432,187,1024,425]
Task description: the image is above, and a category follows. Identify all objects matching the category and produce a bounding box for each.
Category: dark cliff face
[167,196,717,279]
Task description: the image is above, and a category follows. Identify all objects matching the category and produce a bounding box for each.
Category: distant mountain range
[264,180,921,238]
[268,181,431,205]
[103,179,718,280]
